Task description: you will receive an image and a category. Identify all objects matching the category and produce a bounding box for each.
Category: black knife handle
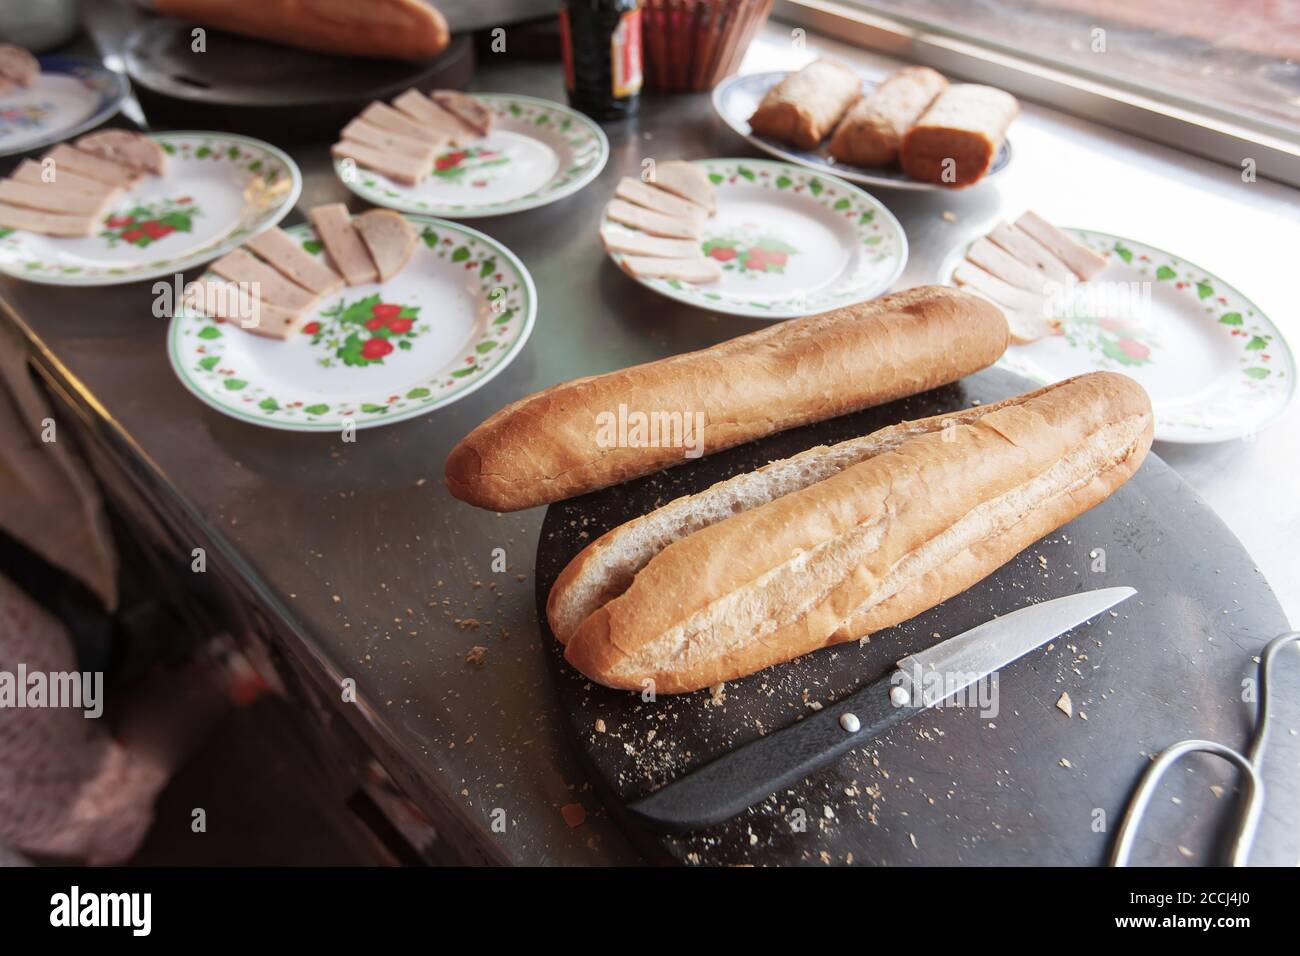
[626,670,918,833]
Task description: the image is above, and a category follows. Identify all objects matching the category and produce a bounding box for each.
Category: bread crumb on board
[1056,692,1073,718]
[465,645,487,666]
[560,803,587,828]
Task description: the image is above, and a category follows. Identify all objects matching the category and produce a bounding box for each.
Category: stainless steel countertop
[3,18,1297,865]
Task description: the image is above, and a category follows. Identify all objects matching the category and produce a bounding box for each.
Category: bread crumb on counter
[1056,692,1073,718]
[465,645,487,666]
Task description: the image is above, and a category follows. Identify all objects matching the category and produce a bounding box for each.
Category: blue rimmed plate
[0,54,129,158]
[712,70,1012,193]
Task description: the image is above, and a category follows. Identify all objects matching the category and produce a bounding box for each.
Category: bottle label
[610,9,643,99]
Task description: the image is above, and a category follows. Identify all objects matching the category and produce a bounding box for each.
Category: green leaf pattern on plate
[337,94,606,217]
[621,159,904,317]
[171,220,533,429]
[0,133,295,283]
[995,229,1292,438]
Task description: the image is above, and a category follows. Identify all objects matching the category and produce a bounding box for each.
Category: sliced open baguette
[550,372,1152,693]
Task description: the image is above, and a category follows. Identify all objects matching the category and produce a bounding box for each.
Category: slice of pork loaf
[352,209,417,283]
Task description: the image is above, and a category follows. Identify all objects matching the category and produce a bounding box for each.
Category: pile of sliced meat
[0,131,166,237]
[953,210,1108,344]
[184,204,418,340]
[600,162,719,285]
[331,89,491,186]
[0,44,39,93]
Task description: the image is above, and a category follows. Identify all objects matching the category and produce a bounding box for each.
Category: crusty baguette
[152,0,449,60]
[445,286,1010,512]
[556,372,1153,693]
[748,58,862,150]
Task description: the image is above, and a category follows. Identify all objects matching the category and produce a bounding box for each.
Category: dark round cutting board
[123,21,475,143]
[535,367,1293,866]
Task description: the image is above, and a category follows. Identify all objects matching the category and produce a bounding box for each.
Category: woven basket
[641,0,775,93]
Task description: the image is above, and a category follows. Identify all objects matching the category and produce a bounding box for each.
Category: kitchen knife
[626,586,1136,833]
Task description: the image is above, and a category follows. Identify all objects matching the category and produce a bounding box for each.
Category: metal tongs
[1110,631,1300,866]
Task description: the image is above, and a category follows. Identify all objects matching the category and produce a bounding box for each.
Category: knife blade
[626,587,1136,833]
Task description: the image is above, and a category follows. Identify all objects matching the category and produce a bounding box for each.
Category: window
[837,0,1300,138]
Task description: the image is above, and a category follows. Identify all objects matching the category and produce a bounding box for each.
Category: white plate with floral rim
[712,72,1012,193]
[940,228,1295,443]
[0,131,300,286]
[603,158,906,320]
[333,93,608,219]
[0,55,129,158]
[167,216,536,431]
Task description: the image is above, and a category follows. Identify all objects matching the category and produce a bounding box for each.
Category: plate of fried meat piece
[168,204,536,431]
[0,129,299,285]
[332,89,608,218]
[714,60,1016,191]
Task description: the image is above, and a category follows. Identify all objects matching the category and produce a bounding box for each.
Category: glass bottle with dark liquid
[560,0,643,121]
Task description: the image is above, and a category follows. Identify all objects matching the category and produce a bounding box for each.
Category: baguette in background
[551,372,1153,693]
[150,0,450,60]
[445,286,1010,512]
